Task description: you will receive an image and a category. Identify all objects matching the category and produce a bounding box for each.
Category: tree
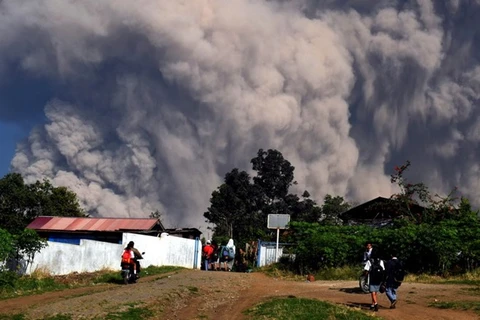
[28,179,86,219]
[0,229,14,270]
[320,195,351,225]
[149,210,163,220]
[286,191,322,223]
[205,149,317,245]
[251,149,295,203]
[204,169,265,245]
[389,161,461,223]
[11,229,47,272]
[0,173,31,233]
[0,173,86,233]
[250,149,300,238]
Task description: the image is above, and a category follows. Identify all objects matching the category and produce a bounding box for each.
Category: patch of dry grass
[407,268,480,285]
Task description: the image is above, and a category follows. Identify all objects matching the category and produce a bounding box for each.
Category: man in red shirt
[202,240,214,271]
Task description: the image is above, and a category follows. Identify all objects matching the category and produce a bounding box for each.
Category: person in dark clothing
[385,252,403,309]
[363,253,385,311]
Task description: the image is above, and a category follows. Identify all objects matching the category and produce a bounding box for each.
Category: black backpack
[369,259,384,285]
[393,260,405,283]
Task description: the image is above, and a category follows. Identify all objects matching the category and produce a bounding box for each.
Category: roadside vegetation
[262,262,480,286]
[0,266,183,299]
[429,300,480,314]
[3,305,153,320]
[245,297,380,320]
[207,151,480,279]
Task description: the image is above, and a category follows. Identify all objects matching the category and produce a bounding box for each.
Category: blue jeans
[386,285,397,302]
[204,258,210,271]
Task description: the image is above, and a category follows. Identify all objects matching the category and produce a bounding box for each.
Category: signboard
[267,214,290,229]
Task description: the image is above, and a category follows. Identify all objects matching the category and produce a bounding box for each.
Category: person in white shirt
[363,254,385,312]
[363,242,373,264]
[225,239,236,271]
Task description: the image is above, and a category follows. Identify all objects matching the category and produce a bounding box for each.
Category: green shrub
[286,216,480,276]
[245,297,379,320]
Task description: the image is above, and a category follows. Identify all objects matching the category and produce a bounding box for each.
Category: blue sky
[0,121,28,176]
[0,68,52,178]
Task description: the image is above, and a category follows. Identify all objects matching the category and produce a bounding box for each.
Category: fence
[20,232,202,275]
[256,240,290,267]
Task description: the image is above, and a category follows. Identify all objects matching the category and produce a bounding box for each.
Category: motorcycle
[359,271,370,293]
[121,252,145,284]
[359,259,385,293]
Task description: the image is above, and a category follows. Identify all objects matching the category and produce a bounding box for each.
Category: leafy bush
[286,215,480,276]
[0,229,14,269]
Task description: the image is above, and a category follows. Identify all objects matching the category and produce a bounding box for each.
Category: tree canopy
[0,173,86,233]
[204,149,342,246]
[0,173,81,274]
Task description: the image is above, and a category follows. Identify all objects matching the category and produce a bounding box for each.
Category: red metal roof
[26,216,160,232]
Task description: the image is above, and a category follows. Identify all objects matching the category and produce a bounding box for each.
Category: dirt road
[0,269,478,319]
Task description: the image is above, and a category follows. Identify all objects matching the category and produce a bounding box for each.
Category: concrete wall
[23,232,202,275]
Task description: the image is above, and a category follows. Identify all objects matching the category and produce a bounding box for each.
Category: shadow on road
[336,287,368,294]
[345,301,375,310]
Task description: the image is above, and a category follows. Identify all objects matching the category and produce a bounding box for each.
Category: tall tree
[205,149,317,245]
[389,161,461,223]
[286,191,322,223]
[0,173,31,232]
[251,149,295,204]
[204,169,265,245]
[320,195,351,225]
[0,173,86,233]
[28,179,86,219]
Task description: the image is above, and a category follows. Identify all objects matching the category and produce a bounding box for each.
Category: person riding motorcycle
[127,241,143,276]
[121,241,143,281]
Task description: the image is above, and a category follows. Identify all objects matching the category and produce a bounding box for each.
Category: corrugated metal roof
[26,216,160,232]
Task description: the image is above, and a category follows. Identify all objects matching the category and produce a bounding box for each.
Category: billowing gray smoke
[2,0,480,229]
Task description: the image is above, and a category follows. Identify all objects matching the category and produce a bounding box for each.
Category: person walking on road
[385,251,404,309]
[202,240,214,271]
[363,253,385,312]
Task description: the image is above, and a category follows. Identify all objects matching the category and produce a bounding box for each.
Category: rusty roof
[27,216,161,232]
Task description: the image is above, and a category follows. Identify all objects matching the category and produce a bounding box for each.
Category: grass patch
[407,268,480,286]
[0,266,184,299]
[104,306,153,320]
[462,286,480,296]
[245,297,379,320]
[1,314,27,320]
[186,286,199,293]
[259,265,304,281]
[313,266,359,281]
[0,271,71,299]
[260,264,359,281]
[430,301,480,313]
[2,315,74,320]
[42,315,73,320]
[93,266,183,284]
[261,266,480,284]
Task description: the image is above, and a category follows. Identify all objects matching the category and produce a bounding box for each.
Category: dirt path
[0,270,478,319]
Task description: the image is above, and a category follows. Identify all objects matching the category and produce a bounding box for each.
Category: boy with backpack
[363,253,385,311]
[218,240,235,271]
[385,251,405,309]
